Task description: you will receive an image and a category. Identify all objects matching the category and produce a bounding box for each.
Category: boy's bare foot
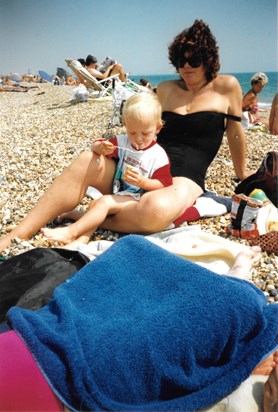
[227,246,261,281]
[41,226,76,245]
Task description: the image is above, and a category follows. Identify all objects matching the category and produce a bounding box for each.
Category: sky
[0,0,277,77]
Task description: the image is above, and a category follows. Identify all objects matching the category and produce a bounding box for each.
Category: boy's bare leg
[41,195,137,245]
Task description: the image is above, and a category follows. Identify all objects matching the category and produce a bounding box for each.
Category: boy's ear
[155,124,163,134]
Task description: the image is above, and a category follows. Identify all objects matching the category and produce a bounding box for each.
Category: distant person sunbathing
[0,77,40,92]
[64,74,77,86]
[269,92,278,135]
[139,78,153,90]
[85,54,126,82]
[0,85,28,92]
[242,72,269,129]
[98,56,117,73]
[41,92,172,247]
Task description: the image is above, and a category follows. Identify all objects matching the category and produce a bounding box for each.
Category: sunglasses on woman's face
[178,53,203,68]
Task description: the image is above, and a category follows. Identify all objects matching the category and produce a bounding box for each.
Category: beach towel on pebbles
[8,235,278,412]
[75,226,247,274]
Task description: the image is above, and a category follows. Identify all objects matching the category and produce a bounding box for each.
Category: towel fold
[8,235,278,412]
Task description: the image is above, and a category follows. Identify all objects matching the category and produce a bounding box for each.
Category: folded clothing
[8,235,278,412]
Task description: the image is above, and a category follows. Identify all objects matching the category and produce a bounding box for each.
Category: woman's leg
[102,177,203,233]
[0,152,116,252]
[263,363,278,412]
[110,64,126,82]
[0,330,63,411]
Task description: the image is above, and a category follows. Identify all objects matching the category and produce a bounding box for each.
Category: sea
[131,71,277,109]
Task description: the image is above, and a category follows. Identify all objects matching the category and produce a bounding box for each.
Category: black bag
[0,248,89,322]
[235,151,278,207]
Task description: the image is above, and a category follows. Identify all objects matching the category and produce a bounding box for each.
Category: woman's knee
[137,195,175,231]
[66,151,115,191]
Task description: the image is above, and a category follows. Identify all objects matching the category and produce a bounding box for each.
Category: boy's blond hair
[122,92,163,127]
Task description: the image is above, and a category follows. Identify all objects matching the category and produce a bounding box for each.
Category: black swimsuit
[157,111,241,190]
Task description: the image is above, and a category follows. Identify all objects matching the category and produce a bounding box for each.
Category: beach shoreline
[0,84,277,301]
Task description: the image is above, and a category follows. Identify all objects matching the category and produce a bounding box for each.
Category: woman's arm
[226,122,250,180]
[225,77,252,180]
[242,90,256,111]
[87,65,115,80]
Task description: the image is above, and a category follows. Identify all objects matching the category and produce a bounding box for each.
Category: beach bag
[0,247,89,322]
[226,190,278,242]
[226,194,264,239]
[235,151,278,207]
[250,231,278,255]
[72,84,89,101]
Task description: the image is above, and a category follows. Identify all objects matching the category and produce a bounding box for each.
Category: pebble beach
[0,83,277,302]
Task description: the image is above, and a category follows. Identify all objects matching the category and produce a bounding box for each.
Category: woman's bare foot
[0,234,14,253]
[41,226,77,244]
[263,363,278,412]
[253,351,278,376]
[227,246,261,281]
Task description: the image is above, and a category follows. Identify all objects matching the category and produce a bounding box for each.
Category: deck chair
[65,59,119,98]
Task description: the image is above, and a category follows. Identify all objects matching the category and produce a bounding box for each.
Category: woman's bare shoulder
[214,74,241,93]
[157,79,179,88]
[156,79,180,97]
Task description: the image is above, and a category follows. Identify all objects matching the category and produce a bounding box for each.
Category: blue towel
[8,235,278,411]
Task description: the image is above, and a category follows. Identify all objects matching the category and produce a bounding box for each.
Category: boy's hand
[124,167,145,187]
[91,140,115,155]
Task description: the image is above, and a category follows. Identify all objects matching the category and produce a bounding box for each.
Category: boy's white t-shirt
[107,134,172,196]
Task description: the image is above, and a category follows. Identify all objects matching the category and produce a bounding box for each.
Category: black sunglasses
[178,53,203,68]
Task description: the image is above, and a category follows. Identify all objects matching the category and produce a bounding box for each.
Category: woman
[0,19,252,252]
[242,72,269,129]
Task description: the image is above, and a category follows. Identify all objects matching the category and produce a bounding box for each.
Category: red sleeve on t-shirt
[152,163,173,187]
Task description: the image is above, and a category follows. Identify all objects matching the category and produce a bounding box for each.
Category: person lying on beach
[0,235,277,412]
[41,93,172,247]
[0,85,29,92]
[0,19,255,253]
[85,54,126,82]
[269,92,278,135]
[0,77,40,92]
[242,72,269,129]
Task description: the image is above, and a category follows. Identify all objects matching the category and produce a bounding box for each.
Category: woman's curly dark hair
[168,19,220,82]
